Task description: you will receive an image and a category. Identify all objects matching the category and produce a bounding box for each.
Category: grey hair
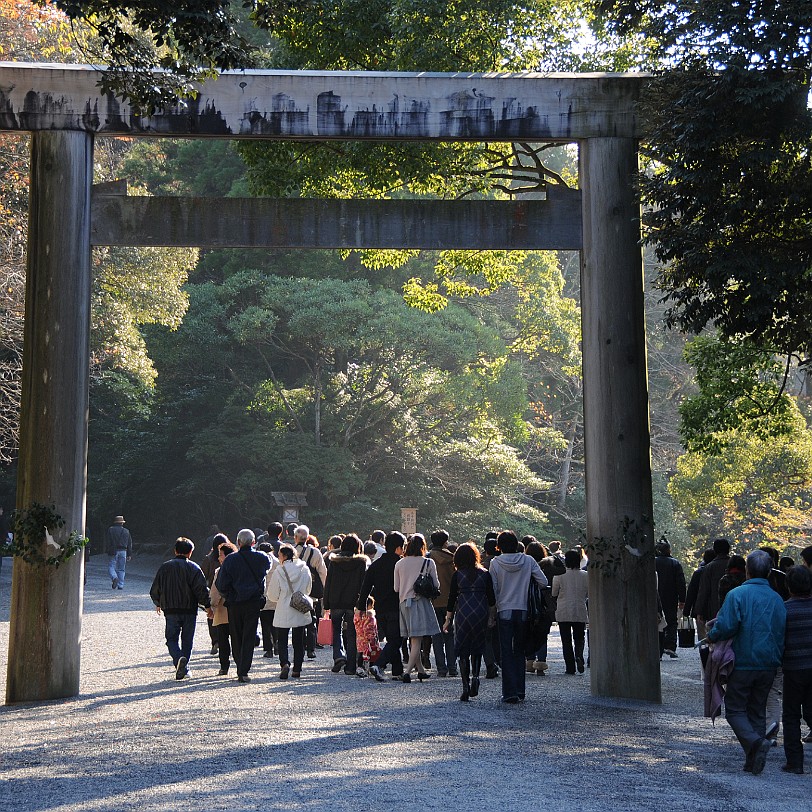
[295,524,309,537]
[746,549,772,580]
[236,528,256,547]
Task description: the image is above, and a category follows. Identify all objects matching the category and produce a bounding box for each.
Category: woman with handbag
[443,542,495,701]
[267,544,313,679]
[393,533,441,682]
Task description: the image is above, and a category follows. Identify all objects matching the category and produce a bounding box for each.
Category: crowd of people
[146,522,812,775]
[148,523,590,705]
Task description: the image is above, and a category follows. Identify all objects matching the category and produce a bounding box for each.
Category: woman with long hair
[393,533,441,682]
[443,542,495,701]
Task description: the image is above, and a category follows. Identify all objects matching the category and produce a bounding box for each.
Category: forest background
[1,0,811,566]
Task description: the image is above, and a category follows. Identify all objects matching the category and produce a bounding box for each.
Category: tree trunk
[6,131,92,704]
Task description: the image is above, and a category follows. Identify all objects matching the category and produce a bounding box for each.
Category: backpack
[301,546,324,599]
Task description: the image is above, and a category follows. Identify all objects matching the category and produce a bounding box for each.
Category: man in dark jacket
[323,534,368,675]
[104,515,133,590]
[695,537,732,626]
[684,548,714,641]
[358,531,404,680]
[215,528,271,683]
[150,537,211,680]
[655,540,686,658]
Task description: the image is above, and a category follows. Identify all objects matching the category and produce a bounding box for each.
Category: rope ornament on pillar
[9,502,88,568]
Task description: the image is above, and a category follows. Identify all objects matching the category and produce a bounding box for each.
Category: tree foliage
[598,0,812,356]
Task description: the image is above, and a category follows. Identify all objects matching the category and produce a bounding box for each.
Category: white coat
[268,558,312,628]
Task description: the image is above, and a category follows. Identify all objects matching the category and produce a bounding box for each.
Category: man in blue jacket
[707,549,786,775]
[215,528,271,683]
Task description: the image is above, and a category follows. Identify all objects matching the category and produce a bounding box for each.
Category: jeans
[559,621,586,673]
[432,607,457,674]
[498,610,528,701]
[108,550,127,587]
[725,668,776,758]
[331,608,357,666]
[164,612,197,667]
[228,599,264,678]
[277,626,305,670]
[376,609,403,676]
[783,668,812,769]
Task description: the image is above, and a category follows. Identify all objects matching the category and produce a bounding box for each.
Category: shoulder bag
[413,558,441,600]
[282,564,314,614]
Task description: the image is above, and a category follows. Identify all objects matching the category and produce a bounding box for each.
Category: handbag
[677,614,696,648]
[413,558,441,600]
[317,612,332,646]
[282,565,314,614]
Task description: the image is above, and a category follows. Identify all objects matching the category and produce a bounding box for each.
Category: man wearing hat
[105,515,133,590]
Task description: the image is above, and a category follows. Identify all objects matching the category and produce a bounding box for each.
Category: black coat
[357,552,400,614]
[150,556,210,613]
[323,553,368,610]
[655,554,686,618]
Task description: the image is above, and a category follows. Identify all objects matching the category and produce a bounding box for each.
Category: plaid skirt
[399,596,441,638]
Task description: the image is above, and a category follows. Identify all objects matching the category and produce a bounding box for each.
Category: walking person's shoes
[750,738,772,776]
[263,650,273,658]
[533,660,549,674]
[369,665,385,682]
[356,666,368,677]
[781,764,804,774]
[576,657,585,674]
[331,657,346,673]
[469,677,480,697]
[485,664,499,679]
[663,649,678,659]
[210,643,218,655]
[217,669,228,676]
[175,656,188,680]
[291,670,301,678]
[307,651,317,659]
[279,664,290,680]
[448,668,458,677]
[111,579,118,589]
[237,674,252,683]
[766,721,780,740]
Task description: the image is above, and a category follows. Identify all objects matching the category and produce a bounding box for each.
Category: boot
[470,655,482,697]
[460,658,471,702]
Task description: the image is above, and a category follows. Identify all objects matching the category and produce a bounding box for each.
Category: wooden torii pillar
[0,64,658,704]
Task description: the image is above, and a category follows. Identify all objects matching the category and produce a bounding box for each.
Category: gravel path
[0,554,809,811]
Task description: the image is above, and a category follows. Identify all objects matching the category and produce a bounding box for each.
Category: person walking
[214,528,270,683]
[552,549,590,675]
[358,531,405,680]
[695,537,732,628]
[267,543,312,679]
[655,540,686,659]
[781,565,812,775]
[393,533,441,682]
[323,533,369,675]
[489,530,547,703]
[294,525,327,656]
[706,549,787,775]
[104,515,133,590]
[209,540,238,675]
[443,542,495,701]
[428,529,457,677]
[149,537,212,680]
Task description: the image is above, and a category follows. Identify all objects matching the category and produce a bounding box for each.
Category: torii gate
[0,63,659,704]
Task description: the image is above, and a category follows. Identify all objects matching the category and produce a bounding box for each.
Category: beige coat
[209,567,228,626]
[552,568,589,623]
